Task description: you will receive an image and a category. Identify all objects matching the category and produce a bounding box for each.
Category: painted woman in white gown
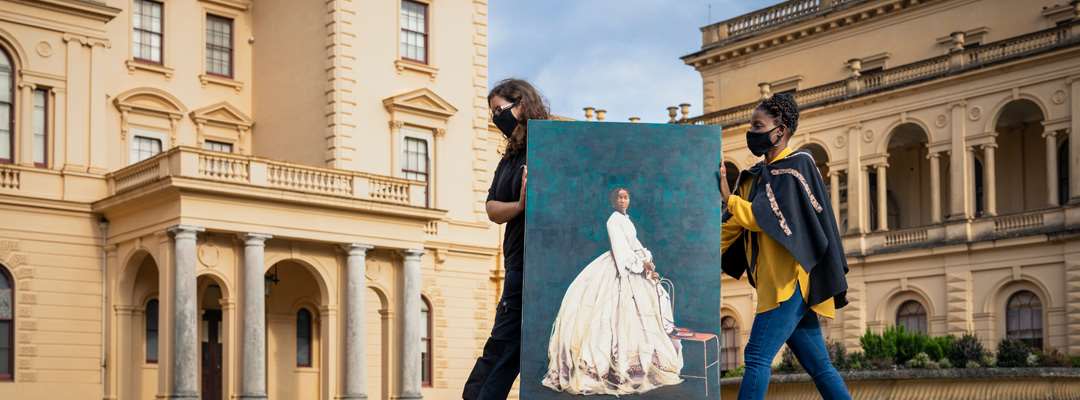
[541,188,683,395]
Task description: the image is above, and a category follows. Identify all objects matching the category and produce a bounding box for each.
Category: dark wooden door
[201,309,223,400]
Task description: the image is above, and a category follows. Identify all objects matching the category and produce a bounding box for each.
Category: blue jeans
[738,284,851,400]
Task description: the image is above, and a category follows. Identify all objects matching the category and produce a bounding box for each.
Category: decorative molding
[9,0,121,23]
[1052,89,1067,105]
[382,87,459,120]
[198,0,251,11]
[34,41,52,58]
[935,113,948,128]
[125,59,174,79]
[968,106,982,121]
[395,59,439,81]
[199,74,244,93]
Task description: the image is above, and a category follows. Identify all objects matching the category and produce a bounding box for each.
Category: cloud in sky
[489,0,778,123]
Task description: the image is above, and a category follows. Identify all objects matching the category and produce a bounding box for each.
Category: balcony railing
[686,21,1080,127]
[107,147,429,208]
[847,207,1074,256]
[702,0,869,47]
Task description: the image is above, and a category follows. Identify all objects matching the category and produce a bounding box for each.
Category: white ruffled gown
[541,211,683,395]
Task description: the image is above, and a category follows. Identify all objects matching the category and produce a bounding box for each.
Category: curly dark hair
[756,92,799,138]
[488,78,551,156]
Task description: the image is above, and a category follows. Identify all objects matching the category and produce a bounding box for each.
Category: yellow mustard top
[721,147,836,318]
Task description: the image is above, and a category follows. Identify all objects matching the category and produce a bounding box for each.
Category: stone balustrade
[107,146,429,208]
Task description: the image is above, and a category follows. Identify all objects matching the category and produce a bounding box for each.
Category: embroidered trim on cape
[770,168,824,213]
[765,183,793,236]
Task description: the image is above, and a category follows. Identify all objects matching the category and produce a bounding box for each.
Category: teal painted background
[522,120,722,399]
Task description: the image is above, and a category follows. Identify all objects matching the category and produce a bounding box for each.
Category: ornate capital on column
[240,233,272,246]
[167,224,205,240]
[342,243,374,257]
[948,100,968,110]
[981,143,998,150]
[402,248,425,262]
[389,120,405,130]
[926,151,941,160]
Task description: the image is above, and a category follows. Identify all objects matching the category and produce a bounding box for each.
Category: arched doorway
[265,260,327,400]
[878,123,931,230]
[118,251,162,400]
[993,99,1047,215]
[366,287,389,400]
[197,276,229,400]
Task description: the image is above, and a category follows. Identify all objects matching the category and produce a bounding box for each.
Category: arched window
[1006,290,1043,350]
[0,48,14,164]
[296,308,313,367]
[421,296,433,387]
[895,300,927,335]
[720,316,738,373]
[0,266,13,380]
[145,299,159,363]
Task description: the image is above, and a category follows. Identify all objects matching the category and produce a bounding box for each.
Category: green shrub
[1036,349,1070,367]
[846,351,867,370]
[860,329,896,367]
[949,333,987,368]
[938,357,953,369]
[933,335,956,359]
[1071,355,1080,368]
[965,360,981,369]
[996,339,1032,368]
[723,365,745,378]
[827,340,848,370]
[904,352,932,368]
[777,346,804,374]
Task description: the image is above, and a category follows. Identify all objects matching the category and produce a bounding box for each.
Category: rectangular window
[202,140,233,153]
[32,89,47,167]
[133,0,164,64]
[205,15,233,77]
[145,299,158,364]
[421,299,432,387]
[402,137,429,182]
[400,0,428,63]
[131,135,163,164]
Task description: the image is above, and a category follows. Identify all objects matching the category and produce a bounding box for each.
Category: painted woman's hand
[718,162,731,203]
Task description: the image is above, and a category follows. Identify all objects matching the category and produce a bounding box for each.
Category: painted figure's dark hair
[756,92,799,137]
[488,78,551,156]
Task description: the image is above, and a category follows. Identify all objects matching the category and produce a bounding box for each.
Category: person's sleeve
[726,195,763,232]
[486,164,499,202]
[608,217,644,274]
[721,216,743,253]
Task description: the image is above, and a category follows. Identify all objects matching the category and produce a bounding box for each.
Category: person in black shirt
[462,78,550,400]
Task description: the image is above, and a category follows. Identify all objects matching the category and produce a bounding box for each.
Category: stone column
[166,225,204,399]
[947,101,969,219]
[829,170,842,227]
[846,125,866,234]
[982,144,997,216]
[966,146,978,217]
[1045,130,1060,207]
[928,151,943,223]
[17,82,35,166]
[240,233,272,399]
[1069,76,1080,204]
[399,249,425,400]
[876,163,888,231]
[342,243,374,399]
[88,40,109,173]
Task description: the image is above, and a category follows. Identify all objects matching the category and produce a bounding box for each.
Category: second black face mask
[494,107,519,138]
[746,126,780,157]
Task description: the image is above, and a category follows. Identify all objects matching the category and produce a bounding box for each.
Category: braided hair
[756,92,799,138]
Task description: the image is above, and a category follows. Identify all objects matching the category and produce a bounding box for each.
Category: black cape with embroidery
[720,151,849,309]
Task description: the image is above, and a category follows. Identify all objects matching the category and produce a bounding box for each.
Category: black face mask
[746,126,781,157]
[493,104,519,138]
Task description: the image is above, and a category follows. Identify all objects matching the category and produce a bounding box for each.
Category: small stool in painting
[674,328,720,397]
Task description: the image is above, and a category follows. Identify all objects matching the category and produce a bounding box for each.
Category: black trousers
[463,269,522,400]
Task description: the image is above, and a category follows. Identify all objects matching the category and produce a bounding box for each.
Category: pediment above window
[382,88,459,120]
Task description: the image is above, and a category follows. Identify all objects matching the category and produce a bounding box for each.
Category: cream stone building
[0,0,506,399]
[682,0,1080,373]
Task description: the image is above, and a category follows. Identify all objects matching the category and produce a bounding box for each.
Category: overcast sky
[488,0,778,123]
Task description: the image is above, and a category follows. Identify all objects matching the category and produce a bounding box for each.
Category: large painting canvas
[523,120,723,399]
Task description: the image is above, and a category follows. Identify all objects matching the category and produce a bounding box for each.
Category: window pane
[146,300,158,362]
[0,321,8,374]
[0,288,10,320]
[33,90,46,165]
[0,68,10,101]
[297,309,312,366]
